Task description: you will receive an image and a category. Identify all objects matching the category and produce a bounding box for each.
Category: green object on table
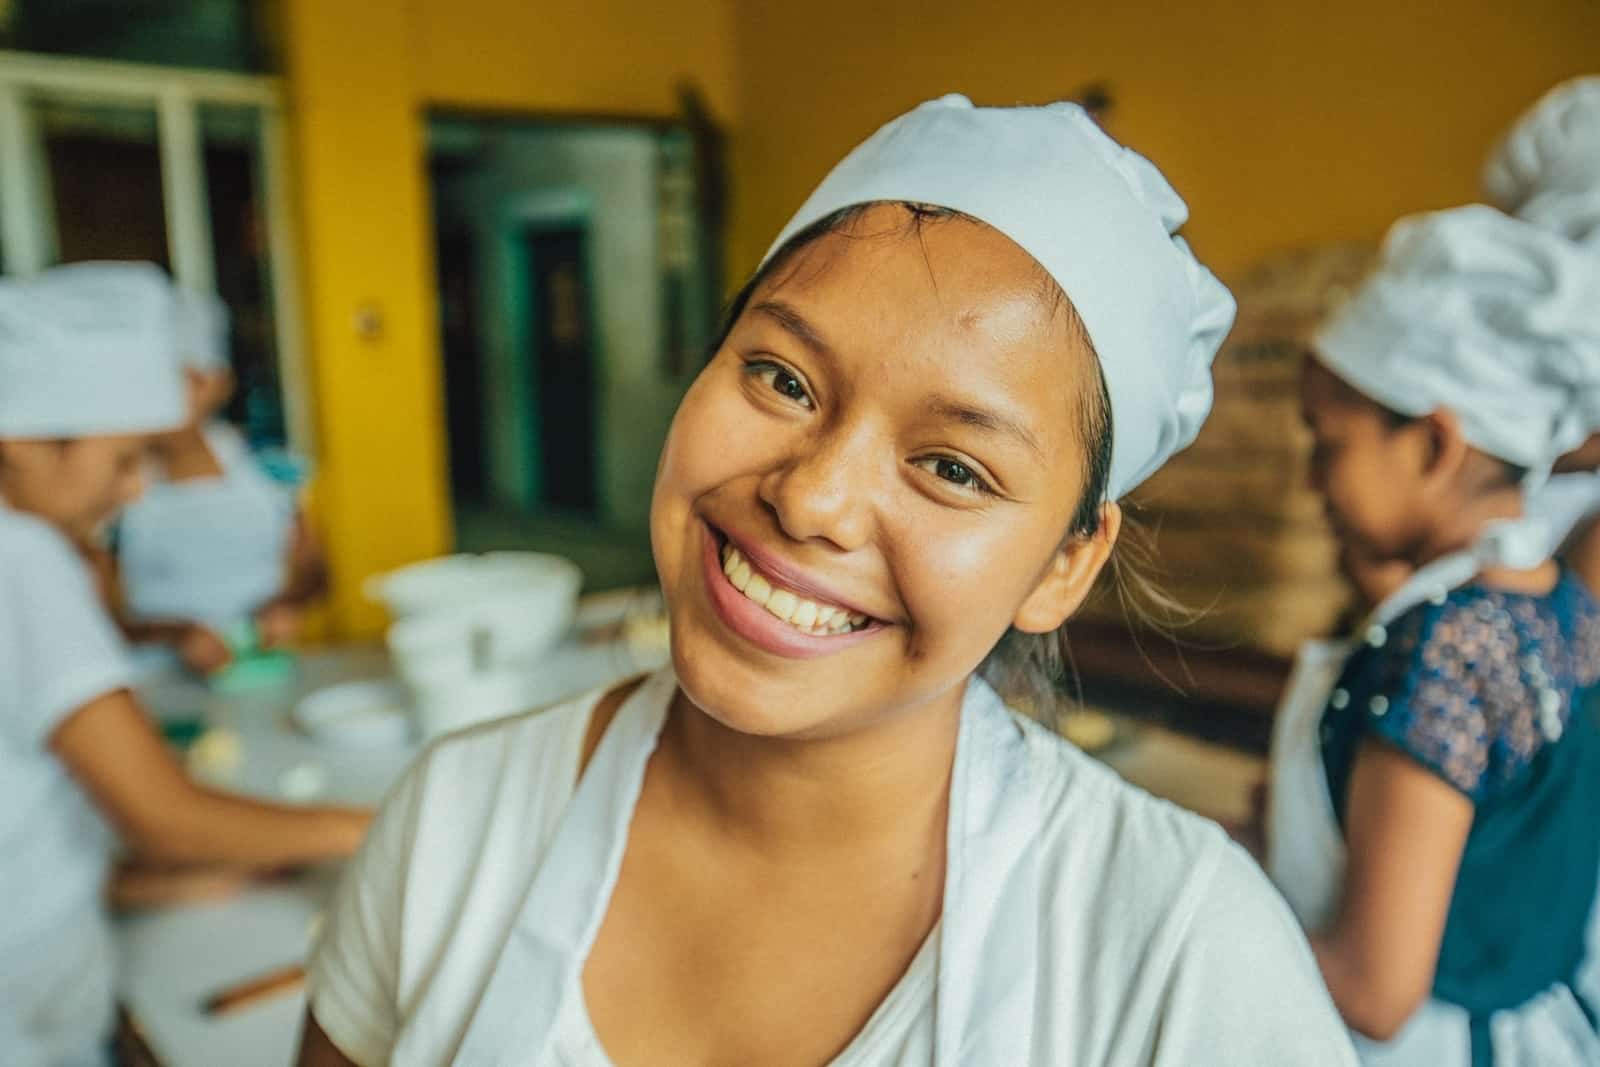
[208,650,296,693]
[207,620,297,693]
[160,717,206,750]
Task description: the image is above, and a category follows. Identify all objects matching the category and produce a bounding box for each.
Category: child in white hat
[0,262,369,1065]
[1270,207,1600,1064]
[113,288,328,676]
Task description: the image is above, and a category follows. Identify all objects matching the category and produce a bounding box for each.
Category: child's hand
[255,601,305,649]
[178,622,233,675]
[107,859,251,911]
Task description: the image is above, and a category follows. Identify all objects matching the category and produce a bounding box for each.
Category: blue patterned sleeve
[1337,591,1569,804]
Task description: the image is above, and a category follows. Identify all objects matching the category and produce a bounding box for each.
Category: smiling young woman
[297,96,1357,1067]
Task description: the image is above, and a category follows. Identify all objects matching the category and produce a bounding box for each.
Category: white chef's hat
[1484,76,1600,246]
[174,288,231,372]
[763,94,1235,499]
[1316,205,1600,479]
[0,261,186,439]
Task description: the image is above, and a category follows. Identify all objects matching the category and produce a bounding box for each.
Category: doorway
[519,224,598,514]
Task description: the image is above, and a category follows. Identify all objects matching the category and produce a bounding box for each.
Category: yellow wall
[285,0,1594,635]
[728,0,1600,282]
[411,0,739,120]
[280,0,737,636]
[281,0,453,636]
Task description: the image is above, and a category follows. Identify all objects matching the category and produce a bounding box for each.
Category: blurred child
[0,263,369,1065]
[1268,207,1600,1064]
[112,288,327,675]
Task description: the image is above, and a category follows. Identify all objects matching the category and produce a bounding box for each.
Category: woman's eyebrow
[750,300,834,359]
[928,397,1044,457]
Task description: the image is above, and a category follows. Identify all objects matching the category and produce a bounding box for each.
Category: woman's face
[1300,358,1430,564]
[0,434,148,543]
[651,206,1114,740]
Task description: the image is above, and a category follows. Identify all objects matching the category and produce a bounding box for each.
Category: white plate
[292,679,414,749]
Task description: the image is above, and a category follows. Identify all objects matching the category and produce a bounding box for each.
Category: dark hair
[1374,400,1528,487]
[710,202,1145,716]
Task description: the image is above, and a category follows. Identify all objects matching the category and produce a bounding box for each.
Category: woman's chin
[670,648,828,739]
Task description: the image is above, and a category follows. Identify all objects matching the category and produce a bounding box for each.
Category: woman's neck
[658,682,965,857]
[1415,483,1559,594]
[151,423,221,481]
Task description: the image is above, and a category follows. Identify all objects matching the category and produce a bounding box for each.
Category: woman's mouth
[699,525,886,659]
[719,541,871,637]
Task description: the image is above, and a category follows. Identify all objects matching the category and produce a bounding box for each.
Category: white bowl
[385,609,481,686]
[475,586,577,668]
[409,669,573,739]
[363,554,489,618]
[366,553,581,623]
[293,679,414,749]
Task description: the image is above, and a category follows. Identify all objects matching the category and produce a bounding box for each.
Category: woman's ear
[1417,408,1469,493]
[1013,502,1122,634]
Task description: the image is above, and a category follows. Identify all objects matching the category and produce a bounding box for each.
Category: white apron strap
[1266,638,1355,929]
[453,670,674,1066]
[933,678,1048,1066]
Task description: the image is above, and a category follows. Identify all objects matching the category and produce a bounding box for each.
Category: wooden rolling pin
[202,963,306,1016]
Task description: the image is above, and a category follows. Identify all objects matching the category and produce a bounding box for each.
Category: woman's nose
[757,425,882,553]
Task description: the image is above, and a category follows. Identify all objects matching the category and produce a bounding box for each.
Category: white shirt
[0,503,132,1066]
[311,672,1355,1066]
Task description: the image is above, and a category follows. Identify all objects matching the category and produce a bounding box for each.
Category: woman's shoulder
[1022,713,1230,854]
[405,680,622,814]
[0,505,80,570]
[1017,713,1244,924]
[1014,717,1353,1060]
[0,506,102,612]
[1344,573,1600,799]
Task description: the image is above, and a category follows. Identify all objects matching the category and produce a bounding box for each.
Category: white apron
[1266,523,1600,1065]
[118,426,292,629]
[452,670,1065,1066]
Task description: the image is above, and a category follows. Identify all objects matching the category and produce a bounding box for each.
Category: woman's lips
[699,523,887,660]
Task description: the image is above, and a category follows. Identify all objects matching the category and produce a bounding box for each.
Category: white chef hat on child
[173,288,231,372]
[1484,76,1600,246]
[1316,205,1600,479]
[763,94,1236,499]
[0,261,186,439]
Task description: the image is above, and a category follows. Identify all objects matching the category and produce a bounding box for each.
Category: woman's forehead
[744,226,1092,460]
[757,218,1076,362]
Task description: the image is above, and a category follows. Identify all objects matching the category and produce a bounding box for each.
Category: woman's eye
[746,361,813,409]
[914,456,995,497]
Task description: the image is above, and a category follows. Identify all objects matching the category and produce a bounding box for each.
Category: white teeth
[766,589,798,623]
[719,542,870,637]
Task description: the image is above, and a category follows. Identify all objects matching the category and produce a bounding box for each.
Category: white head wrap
[763,94,1236,499]
[0,261,186,439]
[1316,205,1600,478]
[174,288,231,372]
[1484,76,1600,246]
